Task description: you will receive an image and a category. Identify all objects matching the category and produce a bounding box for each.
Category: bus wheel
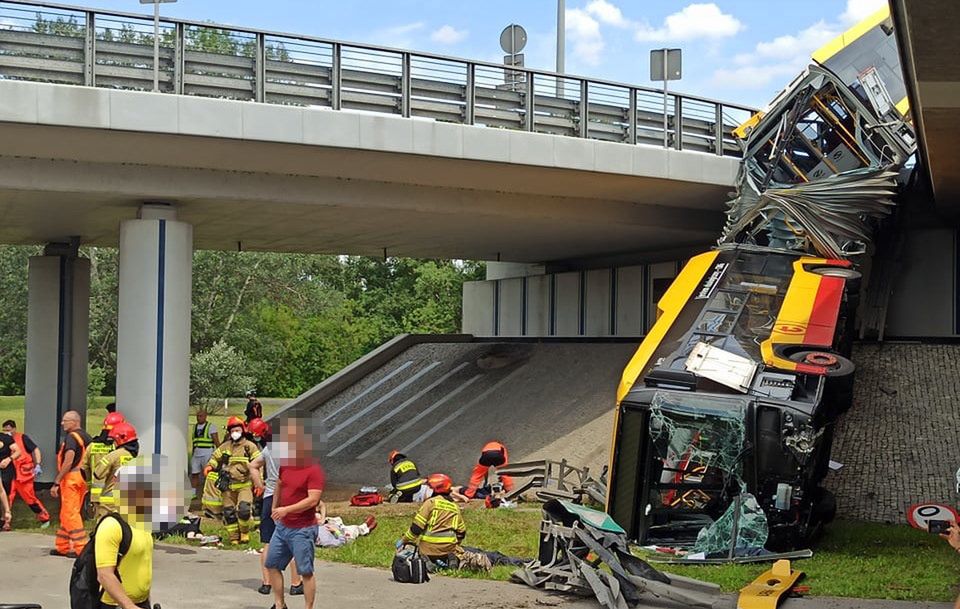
[809,266,862,281]
[789,350,855,377]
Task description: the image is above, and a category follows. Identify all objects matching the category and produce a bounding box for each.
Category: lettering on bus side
[694,262,729,300]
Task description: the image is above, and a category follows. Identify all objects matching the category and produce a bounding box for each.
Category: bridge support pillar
[24,241,90,484]
[115,204,192,476]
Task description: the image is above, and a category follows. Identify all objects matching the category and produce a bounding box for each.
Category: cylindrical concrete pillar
[24,251,90,483]
[115,205,192,476]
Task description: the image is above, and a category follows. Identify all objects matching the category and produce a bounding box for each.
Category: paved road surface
[0,532,950,609]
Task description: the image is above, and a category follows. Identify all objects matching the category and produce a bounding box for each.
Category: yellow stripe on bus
[616,250,720,404]
[812,5,890,64]
[606,250,720,511]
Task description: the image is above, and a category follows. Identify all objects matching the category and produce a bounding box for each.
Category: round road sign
[906,502,959,530]
[500,24,527,54]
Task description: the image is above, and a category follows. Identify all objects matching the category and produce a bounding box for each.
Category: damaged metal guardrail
[496,459,607,506]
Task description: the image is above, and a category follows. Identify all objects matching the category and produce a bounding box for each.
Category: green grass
[652,520,960,602]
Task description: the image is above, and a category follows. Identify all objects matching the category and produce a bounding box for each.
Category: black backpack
[392,547,430,584]
[69,513,133,609]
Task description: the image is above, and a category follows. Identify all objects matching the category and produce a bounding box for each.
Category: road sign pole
[662,51,668,148]
[153,0,160,91]
[556,0,564,98]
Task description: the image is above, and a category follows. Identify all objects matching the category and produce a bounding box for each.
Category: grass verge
[11,492,960,601]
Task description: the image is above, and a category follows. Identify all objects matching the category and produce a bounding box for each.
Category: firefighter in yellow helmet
[204,417,263,544]
[93,421,139,519]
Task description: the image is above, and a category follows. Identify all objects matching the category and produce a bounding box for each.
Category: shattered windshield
[647,392,747,512]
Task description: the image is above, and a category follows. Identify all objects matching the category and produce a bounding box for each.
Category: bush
[190,341,254,407]
[87,365,106,409]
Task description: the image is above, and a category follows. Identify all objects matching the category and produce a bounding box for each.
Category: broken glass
[692,493,769,555]
[648,392,748,482]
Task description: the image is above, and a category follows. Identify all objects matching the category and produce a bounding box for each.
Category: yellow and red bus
[606,245,859,549]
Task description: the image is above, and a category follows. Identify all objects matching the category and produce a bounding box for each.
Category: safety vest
[97,447,135,507]
[57,431,88,471]
[11,432,36,481]
[87,439,113,502]
[207,439,261,491]
[404,496,465,545]
[392,459,424,492]
[192,422,215,450]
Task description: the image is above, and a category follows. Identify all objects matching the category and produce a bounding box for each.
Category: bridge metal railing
[0,0,756,156]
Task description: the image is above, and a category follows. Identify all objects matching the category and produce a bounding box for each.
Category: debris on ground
[496,459,607,505]
[512,499,720,609]
[737,559,804,609]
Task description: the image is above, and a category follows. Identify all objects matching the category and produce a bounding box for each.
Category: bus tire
[789,350,855,378]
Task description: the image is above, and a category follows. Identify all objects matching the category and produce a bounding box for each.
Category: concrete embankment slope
[280,336,637,488]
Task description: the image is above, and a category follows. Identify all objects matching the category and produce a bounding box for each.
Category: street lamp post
[556,0,565,97]
[140,0,177,92]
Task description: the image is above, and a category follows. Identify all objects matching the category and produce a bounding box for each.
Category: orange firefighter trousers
[9,478,50,522]
[55,471,88,554]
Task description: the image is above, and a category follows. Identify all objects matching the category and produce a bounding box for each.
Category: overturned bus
[606,5,916,552]
[606,247,859,550]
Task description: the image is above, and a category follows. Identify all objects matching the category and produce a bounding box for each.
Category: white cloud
[841,0,887,24]
[566,8,604,66]
[585,0,630,28]
[714,21,839,90]
[430,25,467,45]
[372,22,425,48]
[635,3,743,43]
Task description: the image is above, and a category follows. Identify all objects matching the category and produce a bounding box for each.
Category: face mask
[230,430,242,441]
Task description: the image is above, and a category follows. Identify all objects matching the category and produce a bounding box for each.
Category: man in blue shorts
[265,417,324,609]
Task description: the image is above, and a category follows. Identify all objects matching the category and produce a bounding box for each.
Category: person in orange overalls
[1,420,50,527]
[463,441,514,499]
[50,410,91,557]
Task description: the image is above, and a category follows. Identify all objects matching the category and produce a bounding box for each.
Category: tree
[190,340,254,406]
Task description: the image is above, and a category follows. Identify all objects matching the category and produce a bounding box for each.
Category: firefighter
[204,417,264,544]
[93,422,140,519]
[244,390,263,424]
[86,411,125,517]
[50,410,91,557]
[400,473,469,567]
[463,441,514,499]
[388,450,424,503]
[1,420,50,527]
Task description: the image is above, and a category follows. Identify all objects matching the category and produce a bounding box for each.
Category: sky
[31,0,888,108]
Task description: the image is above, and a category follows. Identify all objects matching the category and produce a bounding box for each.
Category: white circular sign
[906,502,959,531]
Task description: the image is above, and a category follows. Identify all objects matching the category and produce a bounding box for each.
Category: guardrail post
[400,52,411,117]
[714,103,724,156]
[254,32,266,102]
[524,72,535,131]
[173,22,184,94]
[578,79,588,138]
[83,11,95,86]
[464,62,475,125]
[331,42,342,110]
[627,87,637,145]
[673,95,683,150]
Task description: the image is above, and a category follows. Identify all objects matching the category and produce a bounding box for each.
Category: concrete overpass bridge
[0,0,755,472]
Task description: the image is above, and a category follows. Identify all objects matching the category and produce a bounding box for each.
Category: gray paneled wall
[463,263,680,337]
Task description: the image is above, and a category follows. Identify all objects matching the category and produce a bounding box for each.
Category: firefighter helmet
[388,450,404,464]
[426,473,453,495]
[103,411,126,431]
[108,422,137,446]
[226,416,246,432]
[248,418,270,439]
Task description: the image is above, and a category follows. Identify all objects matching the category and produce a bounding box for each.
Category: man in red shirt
[265,417,324,609]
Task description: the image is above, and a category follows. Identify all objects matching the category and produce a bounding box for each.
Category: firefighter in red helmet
[204,416,263,544]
